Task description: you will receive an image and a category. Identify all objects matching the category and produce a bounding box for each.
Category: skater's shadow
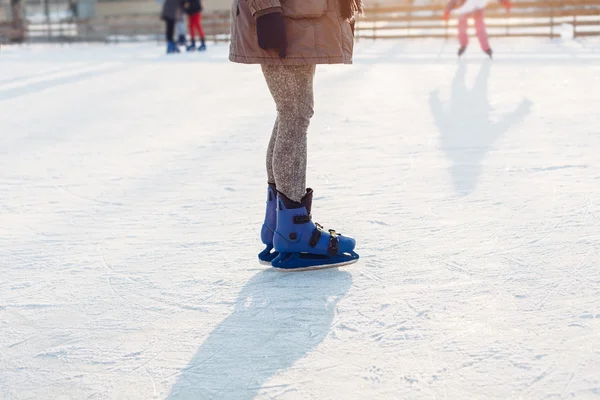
[429,61,532,195]
[167,268,352,400]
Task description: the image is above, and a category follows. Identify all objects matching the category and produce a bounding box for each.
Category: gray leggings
[262,64,316,203]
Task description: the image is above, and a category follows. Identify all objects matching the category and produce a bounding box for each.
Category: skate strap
[293,214,312,224]
[328,230,339,255]
[309,224,339,255]
[309,223,323,247]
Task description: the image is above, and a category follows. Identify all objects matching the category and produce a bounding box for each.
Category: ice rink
[1,39,600,399]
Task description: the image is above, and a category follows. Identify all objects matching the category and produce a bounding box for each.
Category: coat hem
[229,53,352,65]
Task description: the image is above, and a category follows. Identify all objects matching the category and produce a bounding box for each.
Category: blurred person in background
[176,14,187,45]
[229,0,362,270]
[182,0,206,51]
[161,0,182,53]
[68,0,78,19]
[443,0,511,58]
[10,0,26,42]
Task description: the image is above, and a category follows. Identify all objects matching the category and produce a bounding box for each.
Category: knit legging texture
[262,64,316,203]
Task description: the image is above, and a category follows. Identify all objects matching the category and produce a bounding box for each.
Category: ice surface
[1,39,600,399]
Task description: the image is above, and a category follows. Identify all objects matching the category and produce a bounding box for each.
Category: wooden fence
[2,0,599,44]
[1,10,231,43]
[75,10,231,43]
[356,0,600,39]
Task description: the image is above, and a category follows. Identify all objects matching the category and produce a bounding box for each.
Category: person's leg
[266,117,278,185]
[165,18,175,43]
[458,14,469,48]
[261,65,358,268]
[176,19,186,44]
[474,9,490,51]
[197,12,206,49]
[187,14,196,42]
[197,12,205,41]
[261,65,316,203]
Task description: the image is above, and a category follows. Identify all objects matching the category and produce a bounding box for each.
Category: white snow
[1,39,600,399]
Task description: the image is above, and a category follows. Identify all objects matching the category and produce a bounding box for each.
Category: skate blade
[271,251,359,272]
[273,257,358,272]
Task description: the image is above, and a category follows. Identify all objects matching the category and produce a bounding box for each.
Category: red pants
[187,12,205,40]
[458,10,490,51]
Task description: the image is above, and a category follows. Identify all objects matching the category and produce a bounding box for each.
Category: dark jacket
[161,0,180,20]
[182,0,202,15]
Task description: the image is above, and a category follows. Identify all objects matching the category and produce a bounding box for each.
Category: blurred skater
[443,0,511,58]
[182,0,206,51]
[176,14,187,45]
[161,0,182,53]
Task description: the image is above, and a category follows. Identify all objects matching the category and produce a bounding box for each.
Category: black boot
[484,48,493,59]
[198,38,206,51]
[458,46,467,57]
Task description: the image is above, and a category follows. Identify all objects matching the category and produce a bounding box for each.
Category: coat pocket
[281,0,328,19]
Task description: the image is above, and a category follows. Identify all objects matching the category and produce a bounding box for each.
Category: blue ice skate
[198,39,206,51]
[271,189,359,271]
[258,184,279,264]
[186,41,197,52]
[167,42,180,54]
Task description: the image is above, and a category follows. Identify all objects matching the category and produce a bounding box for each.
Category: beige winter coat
[229,0,354,65]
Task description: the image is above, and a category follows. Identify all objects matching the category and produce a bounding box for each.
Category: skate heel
[258,184,279,264]
[258,244,278,264]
